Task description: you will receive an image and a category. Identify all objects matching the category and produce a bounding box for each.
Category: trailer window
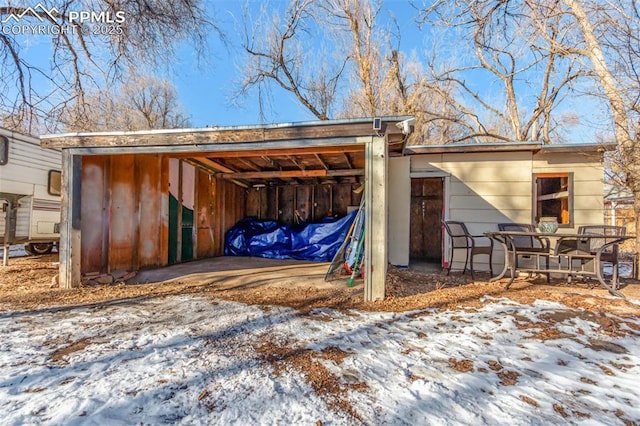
[48,170,62,196]
[0,136,7,165]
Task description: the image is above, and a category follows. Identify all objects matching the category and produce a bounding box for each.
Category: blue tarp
[224,210,357,261]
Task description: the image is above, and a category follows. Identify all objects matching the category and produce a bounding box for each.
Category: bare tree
[239,0,343,120]
[418,1,587,144]
[553,0,640,272]
[0,1,216,133]
[239,0,396,119]
[61,74,191,131]
[238,0,454,145]
[421,0,639,268]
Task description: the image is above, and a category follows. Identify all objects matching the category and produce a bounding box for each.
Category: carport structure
[41,117,413,301]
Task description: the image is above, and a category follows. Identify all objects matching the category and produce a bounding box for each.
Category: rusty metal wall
[80,155,246,275]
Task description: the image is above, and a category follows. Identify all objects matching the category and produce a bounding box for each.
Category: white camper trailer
[0,127,61,259]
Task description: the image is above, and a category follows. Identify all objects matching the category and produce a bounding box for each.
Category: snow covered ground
[0,294,639,425]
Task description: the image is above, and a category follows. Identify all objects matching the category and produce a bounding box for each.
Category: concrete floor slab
[131,256,358,290]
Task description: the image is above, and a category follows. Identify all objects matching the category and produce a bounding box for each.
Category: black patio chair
[578,225,626,284]
[497,223,551,282]
[556,225,626,286]
[442,220,493,280]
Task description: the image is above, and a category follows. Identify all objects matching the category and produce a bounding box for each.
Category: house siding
[402,150,606,273]
[532,151,604,230]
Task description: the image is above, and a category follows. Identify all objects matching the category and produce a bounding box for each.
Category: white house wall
[387,156,410,266]
[412,151,533,272]
[532,151,605,228]
[407,150,607,273]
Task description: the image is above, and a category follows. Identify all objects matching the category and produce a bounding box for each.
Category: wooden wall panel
[246,188,260,218]
[245,186,268,220]
[265,187,278,220]
[108,155,136,272]
[196,169,215,258]
[207,177,247,256]
[295,185,311,223]
[224,178,234,238]
[81,156,107,273]
[314,185,332,219]
[137,155,163,268]
[239,182,369,225]
[234,184,245,226]
[217,177,229,256]
[332,184,352,217]
[160,156,169,265]
[279,186,295,224]
[210,177,222,256]
[351,183,363,207]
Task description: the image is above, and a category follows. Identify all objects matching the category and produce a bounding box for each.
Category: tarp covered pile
[224,210,357,262]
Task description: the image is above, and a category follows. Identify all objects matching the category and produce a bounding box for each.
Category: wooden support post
[59,150,82,288]
[364,135,387,302]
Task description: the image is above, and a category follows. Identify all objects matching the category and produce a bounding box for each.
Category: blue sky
[9,0,611,141]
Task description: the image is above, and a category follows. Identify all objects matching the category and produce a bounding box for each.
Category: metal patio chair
[578,225,626,285]
[442,220,493,280]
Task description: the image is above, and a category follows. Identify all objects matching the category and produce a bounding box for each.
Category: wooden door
[410,178,443,262]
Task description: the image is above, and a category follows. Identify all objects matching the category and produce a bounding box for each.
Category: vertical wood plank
[108,154,136,272]
[260,186,269,220]
[211,177,222,256]
[101,157,111,271]
[160,156,169,265]
[332,184,351,217]
[137,155,163,268]
[236,184,246,225]
[350,183,363,207]
[265,186,278,220]
[81,156,106,273]
[59,150,82,288]
[196,169,214,258]
[218,177,227,254]
[295,185,311,223]
[314,184,332,219]
[279,186,294,224]
[246,188,260,218]
[365,136,387,302]
[176,160,183,262]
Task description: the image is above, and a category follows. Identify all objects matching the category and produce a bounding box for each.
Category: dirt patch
[448,358,474,373]
[498,370,520,386]
[487,360,503,371]
[1,255,640,320]
[519,395,539,407]
[254,338,365,423]
[50,338,93,364]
